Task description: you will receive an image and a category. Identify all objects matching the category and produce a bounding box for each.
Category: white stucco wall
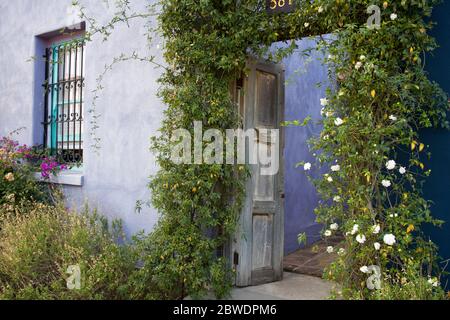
[0,0,165,236]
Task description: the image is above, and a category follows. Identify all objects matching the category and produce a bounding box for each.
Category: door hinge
[233,252,239,266]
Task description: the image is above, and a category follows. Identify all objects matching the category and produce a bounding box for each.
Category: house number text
[266,0,295,14]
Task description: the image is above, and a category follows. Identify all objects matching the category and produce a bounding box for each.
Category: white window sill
[34,171,84,187]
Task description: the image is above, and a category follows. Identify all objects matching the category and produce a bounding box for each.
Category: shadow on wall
[271,37,330,255]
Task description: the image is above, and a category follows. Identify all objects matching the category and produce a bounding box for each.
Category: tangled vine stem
[78,0,449,299]
[72,0,161,151]
[152,0,448,299]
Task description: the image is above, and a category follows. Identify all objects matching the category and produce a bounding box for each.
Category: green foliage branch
[71,0,449,299]
[151,0,448,299]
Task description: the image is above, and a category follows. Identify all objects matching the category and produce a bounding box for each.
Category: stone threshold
[283,235,344,278]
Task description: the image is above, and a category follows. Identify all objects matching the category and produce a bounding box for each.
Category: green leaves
[307,1,447,299]
[282,116,312,127]
[151,0,448,300]
[297,232,307,246]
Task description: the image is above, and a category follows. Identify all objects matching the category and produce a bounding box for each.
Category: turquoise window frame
[48,38,84,152]
[50,45,59,150]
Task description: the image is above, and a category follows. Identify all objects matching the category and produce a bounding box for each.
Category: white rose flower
[386,160,396,170]
[356,234,366,244]
[320,98,329,106]
[351,224,359,235]
[360,266,369,273]
[338,248,346,256]
[327,176,333,183]
[399,167,406,175]
[374,242,381,250]
[304,22,310,28]
[333,196,341,202]
[4,173,14,182]
[382,180,391,188]
[304,162,312,171]
[334,117,344,126]
[372,224,381,234]
[317,6,324,13]
[428,278,440,287]
[330,223,339,230]
[389,115,398,121]
[323,134,330,141]
[331,164,340,172]
[383,233,396,246]
[390,13,398,20]
[326,246,334,253]
[326,111,334,117]
[324,230,332,237]
[359,55,366,61]
[355,61,363,70]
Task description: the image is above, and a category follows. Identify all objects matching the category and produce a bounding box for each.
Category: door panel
[252,214,274,270]
[233,59,285,287]
[255,71,277,127]
[254,172,275,202]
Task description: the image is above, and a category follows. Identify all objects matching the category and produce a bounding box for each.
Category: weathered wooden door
[232,59,285,287]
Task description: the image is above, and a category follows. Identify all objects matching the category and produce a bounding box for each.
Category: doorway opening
[279,38,340,278]
[232,37,343,287]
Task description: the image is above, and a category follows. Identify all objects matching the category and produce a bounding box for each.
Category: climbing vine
[148,0,448,299]
[77,0,449,299]
[302,1,449,299]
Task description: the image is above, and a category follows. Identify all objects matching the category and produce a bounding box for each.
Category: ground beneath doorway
[283,236,344,277]
[230,272,333,300]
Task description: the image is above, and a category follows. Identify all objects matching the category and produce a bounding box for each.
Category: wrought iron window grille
[43,39,85,164]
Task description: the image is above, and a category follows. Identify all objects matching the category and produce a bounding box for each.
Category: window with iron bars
[43,39,85,164]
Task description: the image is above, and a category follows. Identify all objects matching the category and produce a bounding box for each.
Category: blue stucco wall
[422,0,450,283]
[272,39,328,255]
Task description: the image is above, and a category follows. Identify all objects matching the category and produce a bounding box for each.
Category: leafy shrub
[0,136,67,206]
[371,271,447,300]
[0,134,166,300]
[0,200,156,300]
[1,137,47,205]
[123,226,233,300]
[326,252,447,300]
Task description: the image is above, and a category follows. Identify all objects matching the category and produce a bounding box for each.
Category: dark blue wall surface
[422,0,450,283]
[273,39,328,255]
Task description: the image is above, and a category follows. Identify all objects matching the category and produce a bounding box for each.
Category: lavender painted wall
[273,39,329,255]
[0,0,164,237]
